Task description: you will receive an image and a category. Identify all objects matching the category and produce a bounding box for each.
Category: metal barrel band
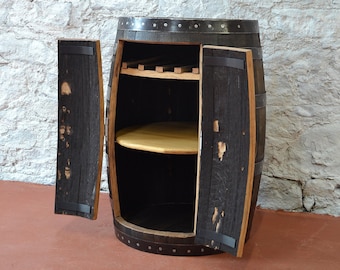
[118,17,259,33]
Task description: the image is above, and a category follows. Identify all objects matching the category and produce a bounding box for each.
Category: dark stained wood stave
[195,46,256,257]
[55,40,104,220]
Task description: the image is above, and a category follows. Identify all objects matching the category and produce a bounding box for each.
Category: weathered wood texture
[55,40,104,219]
[195,46,256,257]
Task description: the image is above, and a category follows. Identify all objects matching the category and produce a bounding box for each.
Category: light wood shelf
[120,68,200,81]
[116,122,198,154]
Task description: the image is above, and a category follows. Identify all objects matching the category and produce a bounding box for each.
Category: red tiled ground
[1,180,340,270]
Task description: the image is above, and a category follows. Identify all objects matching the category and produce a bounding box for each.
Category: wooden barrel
[107,17,266,256]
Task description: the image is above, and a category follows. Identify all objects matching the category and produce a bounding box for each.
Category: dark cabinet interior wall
[114,42,200,233]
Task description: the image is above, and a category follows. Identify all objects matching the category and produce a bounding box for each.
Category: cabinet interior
[114,41,201,233]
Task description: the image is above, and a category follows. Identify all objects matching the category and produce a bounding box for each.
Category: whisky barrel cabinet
[55,17,266,258]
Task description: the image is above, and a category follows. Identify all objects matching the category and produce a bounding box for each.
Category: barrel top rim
[118,16,259,23]
[117,17,259,33]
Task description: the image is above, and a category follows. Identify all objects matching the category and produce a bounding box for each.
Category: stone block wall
[0,0,339,216]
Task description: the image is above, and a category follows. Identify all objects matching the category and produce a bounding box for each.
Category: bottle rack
[118,41,200,81]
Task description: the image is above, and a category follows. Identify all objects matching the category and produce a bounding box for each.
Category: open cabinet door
[55,40,104,220]
[195,45,256,257]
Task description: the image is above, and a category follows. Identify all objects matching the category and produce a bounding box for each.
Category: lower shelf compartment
[123,203,195,233]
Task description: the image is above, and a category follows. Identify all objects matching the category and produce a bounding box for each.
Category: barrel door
[195,46,256,257]
[55,40,104,220]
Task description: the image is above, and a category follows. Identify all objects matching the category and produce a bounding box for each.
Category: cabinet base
[114,217,221,256]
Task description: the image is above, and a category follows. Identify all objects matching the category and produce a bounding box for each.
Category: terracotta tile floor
[1,180,340,270]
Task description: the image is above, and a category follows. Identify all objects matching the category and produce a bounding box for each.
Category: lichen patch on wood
[217,141,226,161]
[61,81,72,95]
[212,207,219,224]
[213,120,219,132]
[64,167,71,180]
[59,125,65,141]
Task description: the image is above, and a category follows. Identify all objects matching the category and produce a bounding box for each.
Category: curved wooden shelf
[120,68,200,81]
[116,122,198,154]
